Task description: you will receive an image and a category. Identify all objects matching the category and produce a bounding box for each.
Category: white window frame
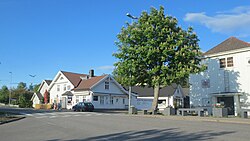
[105,81,109,90]
[57,85,60,92]
[76,96,79,103]
[63,84,66,91]
[100,96,104,105]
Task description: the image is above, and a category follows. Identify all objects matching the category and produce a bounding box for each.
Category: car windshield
[84,103,93,106]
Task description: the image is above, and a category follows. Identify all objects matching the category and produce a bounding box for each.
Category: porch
[211,92,243,116]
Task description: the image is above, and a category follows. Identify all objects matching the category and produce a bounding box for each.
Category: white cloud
[96,65,114,71]
[184,6,250,36]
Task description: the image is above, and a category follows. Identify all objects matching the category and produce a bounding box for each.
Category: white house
[132,84,189,111]
[31,80,52,107]
[189,37,250,116]
[48,70,137,110]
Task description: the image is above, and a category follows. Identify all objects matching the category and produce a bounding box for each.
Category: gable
[91,76,125,95]
[204,37,250,56]
[61,71,87,87]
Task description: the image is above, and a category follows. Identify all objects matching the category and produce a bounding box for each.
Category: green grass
[0,111,17,123]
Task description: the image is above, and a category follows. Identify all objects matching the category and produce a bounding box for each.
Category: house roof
[74,75,107,91]
[61,71,88,87]
[182,88,190,97]
[203,37,250,56]
[44,80,52,86]
[62,91,74,96]
[36,92,43,100]
[129,84,179,97]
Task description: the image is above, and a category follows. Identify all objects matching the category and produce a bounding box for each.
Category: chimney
[89,69,94,78]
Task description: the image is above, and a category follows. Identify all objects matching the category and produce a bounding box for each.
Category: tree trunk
[151,84,160,112]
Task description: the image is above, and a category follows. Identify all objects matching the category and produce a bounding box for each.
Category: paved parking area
[1,107,250,141]
[0,112,249,140]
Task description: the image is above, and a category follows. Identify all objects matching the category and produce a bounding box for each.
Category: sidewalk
[133,114,250,125]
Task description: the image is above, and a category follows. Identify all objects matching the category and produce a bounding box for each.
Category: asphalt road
[0,108,250,141]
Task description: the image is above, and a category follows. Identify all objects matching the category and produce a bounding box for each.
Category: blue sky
[1,0,250,87]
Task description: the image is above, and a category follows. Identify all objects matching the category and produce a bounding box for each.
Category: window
[201,79,210,88]
[57,85,60,91]
[219,58,226,68]
[67,85,71,90]
[123,99,125,104]
[63,84,66,91]
[105,81,109,90]
[110,96,113,104]
[116,98,119,103]
[227,57,233,67]
[76,96,79,103]
[68,96,72,104]
[60,77,64,80]
[93,96,98,101]
[83,96,86,102]
[105,96,109,104]
[100,96,104,105]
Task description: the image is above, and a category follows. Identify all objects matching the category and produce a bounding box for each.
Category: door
[62,97,66,109]
[217,96,234,115]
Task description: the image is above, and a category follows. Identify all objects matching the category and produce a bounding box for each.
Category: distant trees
[0,82,34,107]
[0,86,9,104]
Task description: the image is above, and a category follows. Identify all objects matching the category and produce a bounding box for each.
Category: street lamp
[9,72,12,105]
[126,13,138,114]
[126,13,138,20]
[29,74,36,91]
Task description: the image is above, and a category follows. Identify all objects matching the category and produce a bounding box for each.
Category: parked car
[72,102,94,112]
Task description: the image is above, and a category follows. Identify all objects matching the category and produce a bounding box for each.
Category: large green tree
[113,6,203,111]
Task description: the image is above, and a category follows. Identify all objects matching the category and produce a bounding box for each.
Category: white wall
[92,77,125,95]
[49,73,74,104]
[72,76,130,109]
[136,96,174,110]
[40,82,49,97]
[32,95,41,108]
[91,93,128,109]
[190,50,250,111]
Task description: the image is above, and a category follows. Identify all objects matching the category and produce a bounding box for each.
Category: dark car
[72,102,94,112]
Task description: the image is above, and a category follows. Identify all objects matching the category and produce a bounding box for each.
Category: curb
[130,114,250,125]
[0,116,26,125]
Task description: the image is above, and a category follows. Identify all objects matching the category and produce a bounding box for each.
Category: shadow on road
[47,128,236,141]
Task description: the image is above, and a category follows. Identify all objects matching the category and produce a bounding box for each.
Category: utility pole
[126,13,138,114]
[29,74,36,91]
[9,72,12,105]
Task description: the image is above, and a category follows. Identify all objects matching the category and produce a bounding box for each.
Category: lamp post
[126,13,138,114]
[29,74,36,91]
[9,72,12,105]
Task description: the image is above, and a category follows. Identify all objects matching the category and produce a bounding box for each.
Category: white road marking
[21,111,124,119]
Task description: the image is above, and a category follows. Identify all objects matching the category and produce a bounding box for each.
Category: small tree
[113,6,204,111]
[0,86,9,104]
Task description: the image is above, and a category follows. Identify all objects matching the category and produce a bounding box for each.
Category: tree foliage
[0,82,33,107]
[0,86,9,104]
[113,6,204,110]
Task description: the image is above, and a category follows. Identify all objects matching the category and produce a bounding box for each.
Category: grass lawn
[0,111,18,123]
